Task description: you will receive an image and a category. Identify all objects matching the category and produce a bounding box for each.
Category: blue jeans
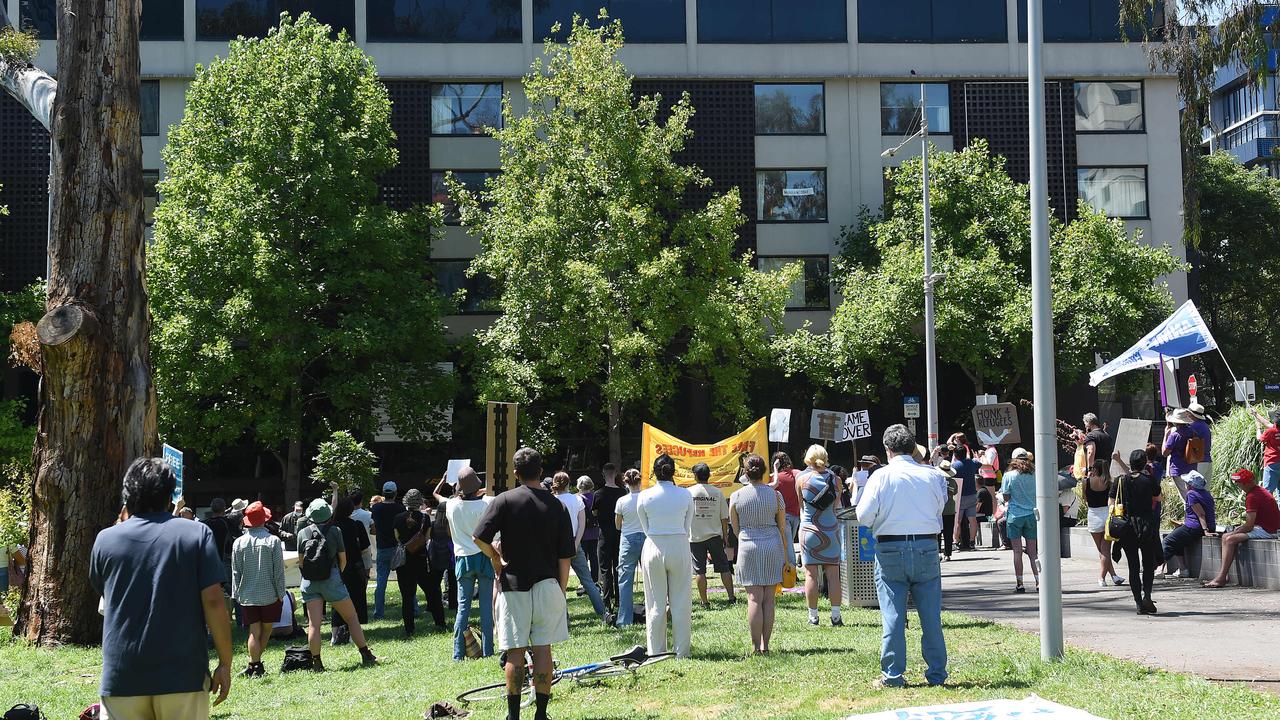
[453,554,494,660]
[1264,463,1280,499]
[874,538,948,686]
[572,545,607,617]
[617,532,645,625]
[375,546,416,619]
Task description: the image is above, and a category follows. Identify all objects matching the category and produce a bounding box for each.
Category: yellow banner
[640,418,771,490]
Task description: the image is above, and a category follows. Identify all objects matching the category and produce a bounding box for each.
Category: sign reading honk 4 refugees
[640,418,769,489]
[971,402,1021,446]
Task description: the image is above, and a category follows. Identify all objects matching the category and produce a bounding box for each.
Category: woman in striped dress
[729,454,792,654]
[798,444,845,626]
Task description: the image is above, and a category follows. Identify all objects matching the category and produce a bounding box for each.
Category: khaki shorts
[496,577,568,651]
[102,678,210,720]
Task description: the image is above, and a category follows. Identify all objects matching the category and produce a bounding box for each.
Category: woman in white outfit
[637,453,695,658]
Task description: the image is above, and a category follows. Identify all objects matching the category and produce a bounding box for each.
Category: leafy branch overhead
[775,141,1184,399]
[451,13,797,450]
[311,430,379,495]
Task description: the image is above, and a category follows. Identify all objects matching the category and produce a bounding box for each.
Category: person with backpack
[577,476,601,585]
[297,499,376,671]
[201,498,241,590]
[395,489,447,636]
[230,501,286,678]
[798,444,844,626]
[1163,408,1203,499]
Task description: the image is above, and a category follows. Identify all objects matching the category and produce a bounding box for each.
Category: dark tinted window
[431,171,498,223]
[19,0,56,39]
[757,170,827,222]
[534,0,685,43]
[141,81,160,137]
[197,1,355,40]
[859,0,1006,43]
[431,83,504,135]
[142,2,186,40]
[434,260,499,314]
[697,0,846,43]
[1017,0,1148,42]
[758,256,831,310]
[368,0,521,42]
[880,83,950,134]
[755,84,824,135]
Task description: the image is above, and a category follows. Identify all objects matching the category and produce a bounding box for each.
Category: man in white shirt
[856,424,949,689]
[687,462,736,607]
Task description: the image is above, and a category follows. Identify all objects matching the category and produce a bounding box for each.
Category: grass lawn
[2,579,1278,720]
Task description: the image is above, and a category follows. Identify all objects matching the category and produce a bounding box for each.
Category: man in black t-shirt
[593,462,626,610]
[1083,413,1114,479]
[474,448,574,720]
[370,481,407,621]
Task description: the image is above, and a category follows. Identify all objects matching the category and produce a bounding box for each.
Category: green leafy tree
[777,141,1184,399]
[1188,152,1280,407]
[453,15,796,464]
[150,14,453,502]
[311,430,379,495]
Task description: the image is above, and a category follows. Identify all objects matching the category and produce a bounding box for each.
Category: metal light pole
[921,84,940,451]
[1028,0,1064,661]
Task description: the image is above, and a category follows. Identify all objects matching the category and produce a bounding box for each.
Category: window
[859,0,1007,43]
[141,81,160,137]
[367,0,521,42]
[758,256,830,310]
[143,170,160,227]
[431,171,498,223]
[431,84,503,135]
[142,2,186,40]
[696,0,846,43]
[756,170,827,222]
[535,0,685,43]
[1220,82,1262,128]
[880,83,950,134]
[1077,167,1147,218]
[755,84,824,135]
[1075,81,1144,132]
[19,0,55,39]
[1016,0,1154,42]
[434,260,499,314]
[197,1,355,40]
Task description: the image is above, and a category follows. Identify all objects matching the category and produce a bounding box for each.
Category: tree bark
[16,0,154,646]
[608,398,622,470]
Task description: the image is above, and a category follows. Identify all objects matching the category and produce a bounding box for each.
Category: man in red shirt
[1203,468,1280,588]
[1251,408,1280,502]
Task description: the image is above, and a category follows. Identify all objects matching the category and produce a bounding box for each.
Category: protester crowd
[72,398,1280,720]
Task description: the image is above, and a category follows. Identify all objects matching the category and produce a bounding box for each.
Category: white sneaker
[1098,579,1107,588]
[1111,575,1126,586]
[1176,568,1192,578]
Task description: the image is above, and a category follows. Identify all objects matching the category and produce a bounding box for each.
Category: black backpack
[299,525,335,581]
[281,646,313,673]
[4,705,45,720]
[807,471,838,512]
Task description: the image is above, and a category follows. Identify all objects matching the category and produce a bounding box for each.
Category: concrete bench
[1065,526,1280,590]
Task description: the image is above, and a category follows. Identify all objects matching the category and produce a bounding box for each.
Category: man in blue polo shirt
[91,458,232,719]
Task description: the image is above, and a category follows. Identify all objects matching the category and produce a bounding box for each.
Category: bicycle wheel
[458,679,538,707]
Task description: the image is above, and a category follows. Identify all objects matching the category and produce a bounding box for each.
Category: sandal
[1202,580,1228,589]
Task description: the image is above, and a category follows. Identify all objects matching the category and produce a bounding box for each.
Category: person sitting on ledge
[1203,468,1280,589]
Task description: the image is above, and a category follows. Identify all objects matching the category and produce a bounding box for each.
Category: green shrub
[0,464,30,618]
[311,430,378,495]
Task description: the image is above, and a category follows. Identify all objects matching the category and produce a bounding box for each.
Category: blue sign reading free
[163,443,184,503]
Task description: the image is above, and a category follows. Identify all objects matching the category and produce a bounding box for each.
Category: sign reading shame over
[840,410,872,442]
[971,402,1021,446]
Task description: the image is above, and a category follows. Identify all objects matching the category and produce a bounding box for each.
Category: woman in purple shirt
[1161,470,1215,578]
[578,476,602,584]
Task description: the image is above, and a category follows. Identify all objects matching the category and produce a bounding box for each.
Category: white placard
[782,187,815,196]
[445,458,470,485]
[769,408,791,443]
[840,410,872,443]
[1110,419,1152,478]
[810,409,845,441]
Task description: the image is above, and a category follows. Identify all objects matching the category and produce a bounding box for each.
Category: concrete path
[939,546,1280,691]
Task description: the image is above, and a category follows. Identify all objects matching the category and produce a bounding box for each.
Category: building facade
[1204,6,1280,176]
[1,0,1188,330]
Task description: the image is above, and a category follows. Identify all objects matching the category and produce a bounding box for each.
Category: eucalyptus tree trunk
[9,0,156,646]
[608,398,622,470]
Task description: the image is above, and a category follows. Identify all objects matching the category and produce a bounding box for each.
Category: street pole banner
[839,410,872,442]
[810,408,845,441]
[768,408,791,443]
[641,418,769,490]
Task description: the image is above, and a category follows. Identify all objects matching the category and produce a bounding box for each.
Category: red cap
[243,501,272,527]
[1230,468,1255,483]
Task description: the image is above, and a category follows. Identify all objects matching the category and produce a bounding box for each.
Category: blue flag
[1089,301,1218,387]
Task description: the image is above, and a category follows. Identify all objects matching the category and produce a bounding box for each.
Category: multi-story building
[0,0,1188,319]
[1204,5,1280,176]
